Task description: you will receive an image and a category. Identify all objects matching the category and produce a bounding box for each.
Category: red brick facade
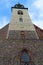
[34,25,43,39]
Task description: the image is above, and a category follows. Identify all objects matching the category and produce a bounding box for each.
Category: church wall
[0,39,43,65]
[8,30,38,39]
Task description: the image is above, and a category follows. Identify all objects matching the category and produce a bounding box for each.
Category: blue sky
[0,0,43,29]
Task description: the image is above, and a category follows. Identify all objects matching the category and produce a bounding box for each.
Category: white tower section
[8,4,39,39]
[9,9,35,31]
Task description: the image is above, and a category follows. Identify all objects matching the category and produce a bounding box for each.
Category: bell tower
[8,3,39,39]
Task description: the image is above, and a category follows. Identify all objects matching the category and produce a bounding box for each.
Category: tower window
[18,10,23,15]
[19,18,23,22]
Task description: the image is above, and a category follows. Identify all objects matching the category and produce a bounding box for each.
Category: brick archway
[20,49,35,65]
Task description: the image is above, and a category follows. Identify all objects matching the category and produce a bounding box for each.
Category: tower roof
[14,3,24,8]
[12,3,28,9]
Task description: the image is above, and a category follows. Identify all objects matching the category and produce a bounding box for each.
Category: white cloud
[29,12,43,29]
[39,11,43,18]
[29,0,43,29]
[0,17,9,29]
[32,0,43,17]
[33,0,43,10]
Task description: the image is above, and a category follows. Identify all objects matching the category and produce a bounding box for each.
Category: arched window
[19,18,23,22]
[21,50,31,65]
[21,52,30,62]
[20,49,35,65]
[18,10,23,15]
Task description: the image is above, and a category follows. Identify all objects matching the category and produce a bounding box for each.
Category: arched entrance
[20,49,35,65]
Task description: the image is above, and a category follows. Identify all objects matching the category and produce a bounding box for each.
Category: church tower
[8,3,39,39]
[6,3,39,65]
[7,4,39,64]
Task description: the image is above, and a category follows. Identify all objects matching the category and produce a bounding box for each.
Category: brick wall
[0,24,9,39]
[34,25,43,39]
[0,39,43,65]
